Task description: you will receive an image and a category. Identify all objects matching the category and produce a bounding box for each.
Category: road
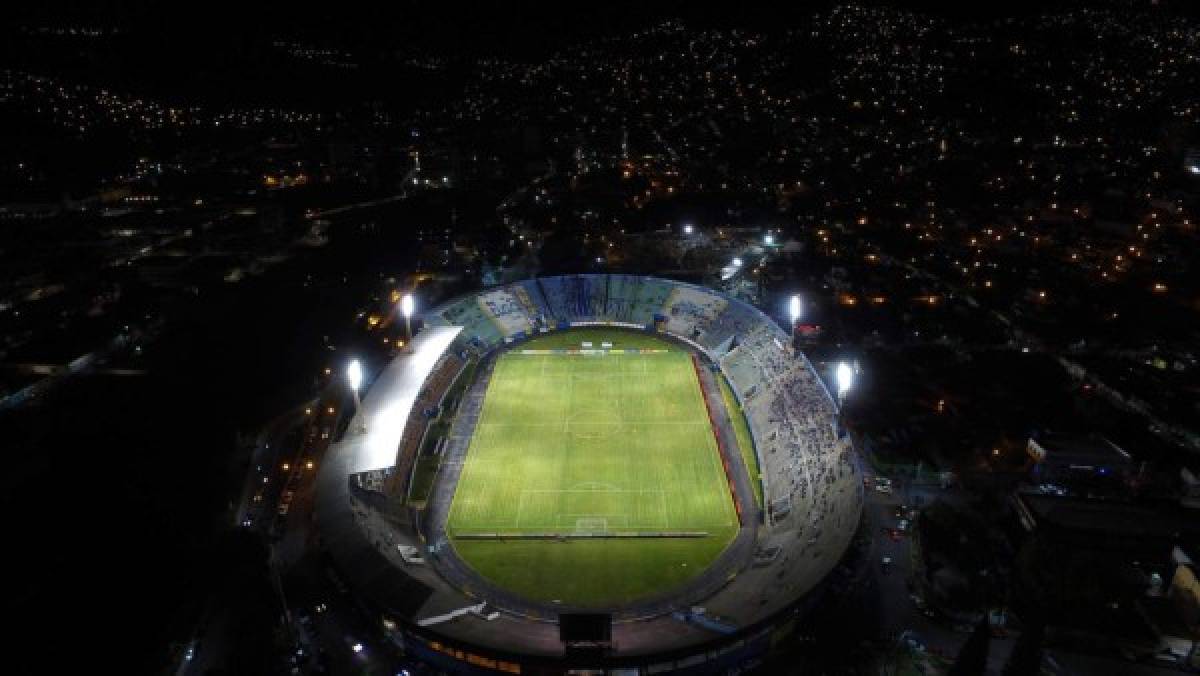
[851,462,1025,673]
[232,397,317,530]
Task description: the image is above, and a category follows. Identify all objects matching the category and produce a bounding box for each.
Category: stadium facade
[314,275,864,674]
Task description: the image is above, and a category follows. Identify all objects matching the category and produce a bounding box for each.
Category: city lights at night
[5,2,1200,674]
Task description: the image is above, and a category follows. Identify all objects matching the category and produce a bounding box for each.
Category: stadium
[314,275,864,674]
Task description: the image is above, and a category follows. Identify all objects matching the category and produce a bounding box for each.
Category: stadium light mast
[835,362,854,441]
[836,361,854,408]
[347,359,366,433]
[400,293,415,343]
[788,294,803,356]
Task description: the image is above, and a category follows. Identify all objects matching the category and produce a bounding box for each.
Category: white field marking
[566,373,627,381]
[553,513,628,529]
[566,481,620,491]
[524,487,662,493]
[475,420,708,427]
[514,486,525,529]
[517,489,670,531]
[458,351,726,532]
[575,517,608,532]
[465,433,538,530]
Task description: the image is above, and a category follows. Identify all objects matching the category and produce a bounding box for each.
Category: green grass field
[446,330,738,607]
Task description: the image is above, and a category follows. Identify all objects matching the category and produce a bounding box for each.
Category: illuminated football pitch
[446,330,738,607]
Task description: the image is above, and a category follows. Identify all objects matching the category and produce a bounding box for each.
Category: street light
[732,257,743,268]
[400,293,415,342]
[347,359,366,433]
[683,223,694,235]
[789,294,802,325]
[764,233,775,246]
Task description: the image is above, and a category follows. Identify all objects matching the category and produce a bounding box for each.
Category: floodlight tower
[347,359,367,433]
[836,361,854,409]
[400,293,415,344]
[789,294,802,355]
[834,361,854,439]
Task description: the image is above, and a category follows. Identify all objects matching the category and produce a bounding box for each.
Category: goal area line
[453,531,710,540]
[515,348,669,355]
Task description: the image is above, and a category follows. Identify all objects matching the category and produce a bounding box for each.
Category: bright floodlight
[764,233,775,246]
[732,257,743,267]
[836,362,854,397]
[789,295,802,323]
[347,359,363,392]
[683,223,694,235]
[400,293,415,318]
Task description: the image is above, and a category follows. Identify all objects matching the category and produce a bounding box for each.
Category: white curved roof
[345,325,461,474]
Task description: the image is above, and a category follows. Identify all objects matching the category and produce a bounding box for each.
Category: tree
[949,617,992,676]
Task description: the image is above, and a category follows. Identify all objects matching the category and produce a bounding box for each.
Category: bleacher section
[629,277,675,325]
[661,286,729,345]
[514,281,549,327]
[477,288,536,338]
[703,298,760,356]
[604,274,640,321]
[538,275,597,320]
[718,323,858,533]
[435,297,505,351]
[385,352,466,498]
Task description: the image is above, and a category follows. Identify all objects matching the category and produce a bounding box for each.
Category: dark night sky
[12,1,1189,58]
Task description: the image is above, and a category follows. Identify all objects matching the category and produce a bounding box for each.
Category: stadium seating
[702,297,760,355]
[716,318,857,533]
[434,296,505,349]
[603,274,640,321]
[660,285,729,343]
[629,277,675,325]
[386,352,466,497]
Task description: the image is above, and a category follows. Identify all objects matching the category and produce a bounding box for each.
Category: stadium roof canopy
[348,324,461,474]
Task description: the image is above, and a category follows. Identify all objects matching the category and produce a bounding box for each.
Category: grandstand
[383,351,466,498]
[660,285,728,343]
